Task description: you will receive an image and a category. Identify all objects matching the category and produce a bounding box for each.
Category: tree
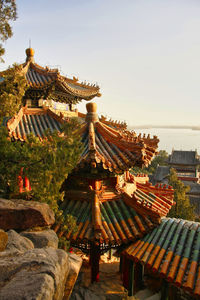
[0,120,82,248]
[147,150,168,174]
[167,168,195,221]
[0,0,17,61]
[0,64,27,120]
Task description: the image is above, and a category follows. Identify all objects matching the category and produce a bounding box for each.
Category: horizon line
[129,125,200,130]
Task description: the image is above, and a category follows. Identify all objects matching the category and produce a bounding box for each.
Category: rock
[0,230,8,252]
[6,230,34,252]
[0,272,55,300]
[63,253,83,299]
[21,229,58,249]
[0,248,69,300]
[0,198,55,230]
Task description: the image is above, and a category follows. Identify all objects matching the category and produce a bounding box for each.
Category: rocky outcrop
[6,229,34,252]
[0,199,82,299]
[0,230,82,300]
[21,229,58,249]
[64,254,84,299]
[0,198,55,230]
[0,247,69,300]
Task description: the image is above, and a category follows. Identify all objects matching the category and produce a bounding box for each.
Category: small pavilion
[0,48,100,116]
[53,102,174,282]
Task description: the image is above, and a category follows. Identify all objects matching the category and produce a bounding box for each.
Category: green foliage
[131,166,150,175]
[167,168,195,221]
[0,0,17,61]
[0,64,27,120]
[147,150,168,174]
[58,214,78,249]
[0,120,82,248]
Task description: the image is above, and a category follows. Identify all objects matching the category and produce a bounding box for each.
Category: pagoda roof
[123,217,200,298]
[58,176,174,252]
[7,103,159,172]
[1,48,100,103]
[6,106,64,140]
[76,103,159,172]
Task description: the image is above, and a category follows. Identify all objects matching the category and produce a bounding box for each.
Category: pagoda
[1,48,100,120]
[3,48,100,139]
[53,102,174,283]
[3,48,175,285]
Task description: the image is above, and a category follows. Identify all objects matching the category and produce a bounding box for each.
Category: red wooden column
[90,242,100,283]
[89,178,102,283]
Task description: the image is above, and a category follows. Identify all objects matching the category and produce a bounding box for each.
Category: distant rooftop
[151,165,170,183]
[168,150,200,165]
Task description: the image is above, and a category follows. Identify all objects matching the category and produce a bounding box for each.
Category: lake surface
[134,128,200,153]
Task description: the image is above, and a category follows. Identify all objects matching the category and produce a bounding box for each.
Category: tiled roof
[122,186,173,220]
[133,180,174,215]
[168,150,200,166]
[0,48,100,102]
[7,103,159,171]
[123,218,200,297]
[24,62,100,100]
[60,191,157,251]
[6,107,63,140]
[57,178,174,252]
[76,104,159,173]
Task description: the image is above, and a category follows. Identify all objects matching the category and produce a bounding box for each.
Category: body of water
[134,128,200,153]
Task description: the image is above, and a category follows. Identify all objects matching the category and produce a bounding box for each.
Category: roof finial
[25,44,35,63]
[86,102,99,123]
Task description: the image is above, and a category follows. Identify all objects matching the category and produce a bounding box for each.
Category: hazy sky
[1,0,200,127]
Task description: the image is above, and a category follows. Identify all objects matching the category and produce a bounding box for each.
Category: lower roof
[60,193,158,252]
[57,176,174,253]
[123,217,200,298]
[6,107,64,140]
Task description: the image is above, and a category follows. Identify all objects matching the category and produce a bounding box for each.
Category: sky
[1,0,200,127]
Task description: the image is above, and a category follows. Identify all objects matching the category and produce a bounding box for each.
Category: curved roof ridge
[75,105,159,172]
